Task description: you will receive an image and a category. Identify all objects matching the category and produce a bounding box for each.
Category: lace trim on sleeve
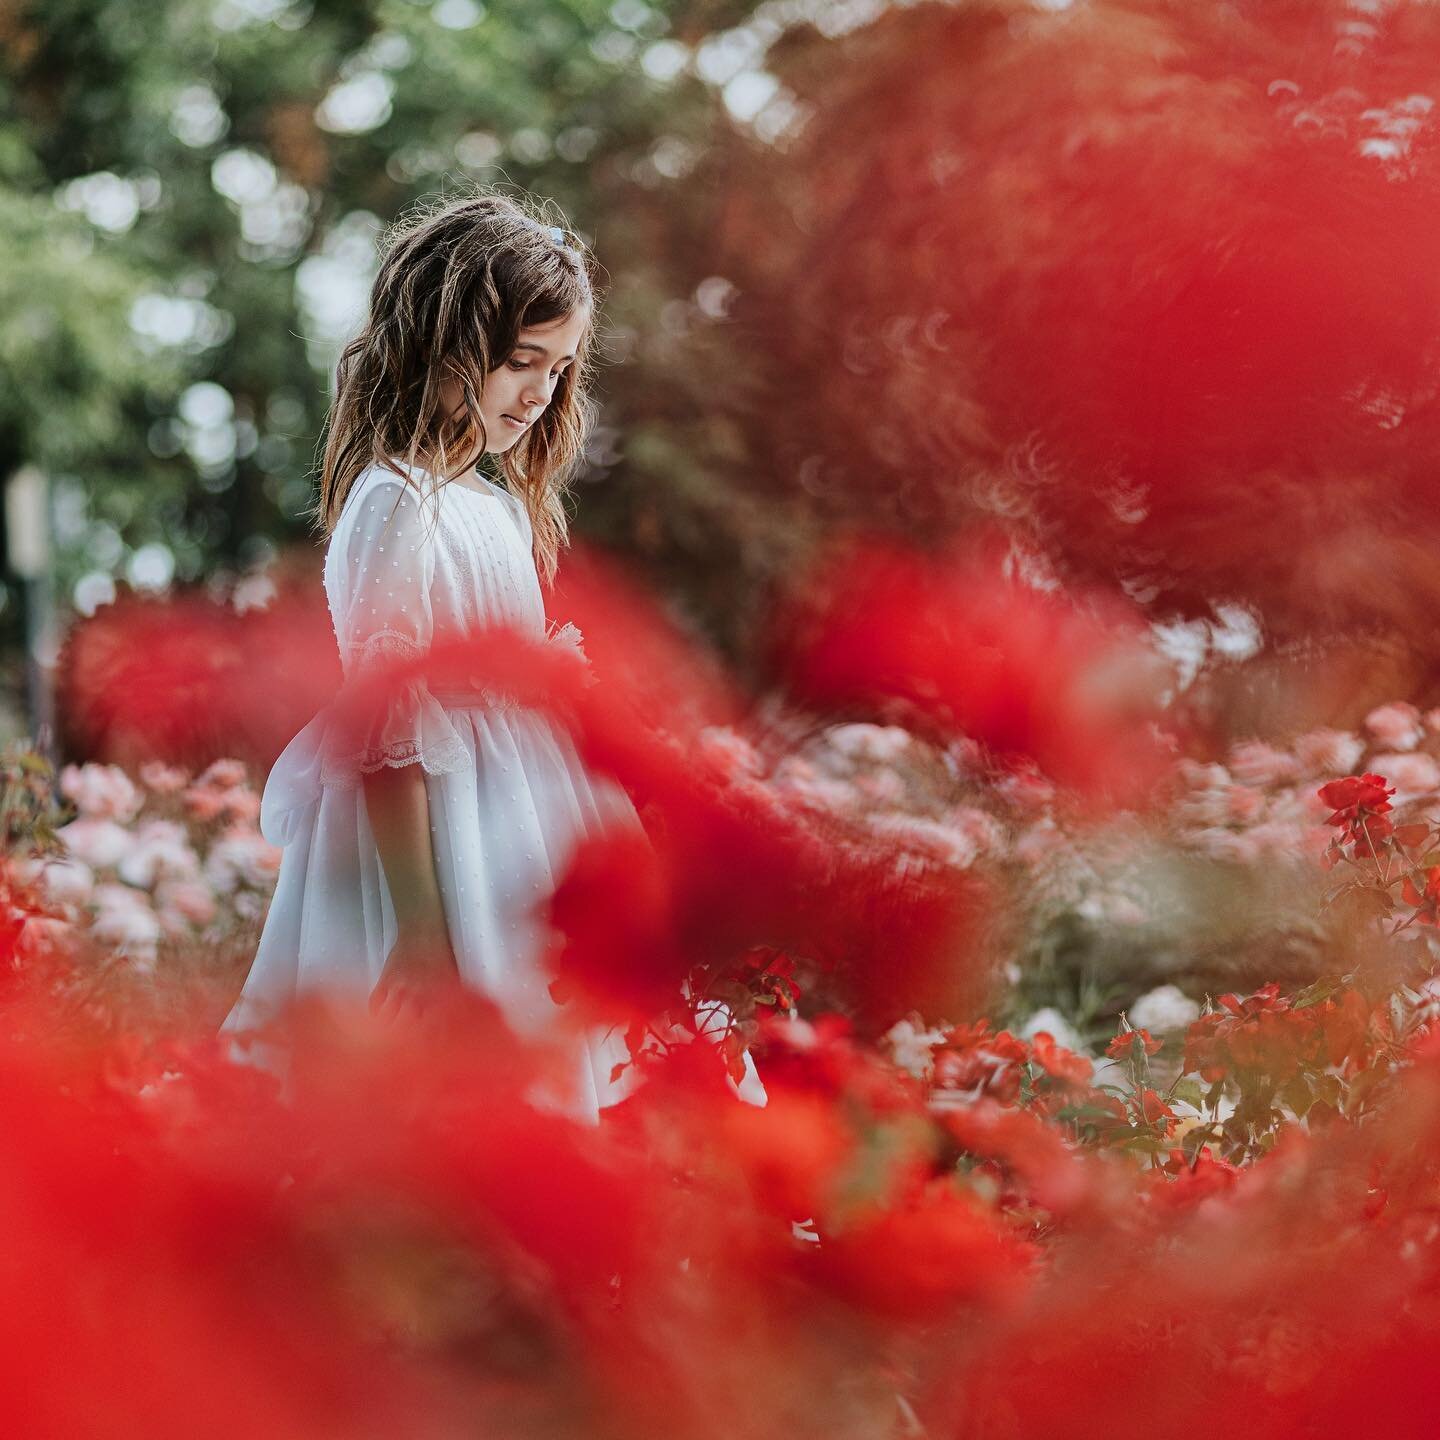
[319,632,474,787]
[347,628,428,676]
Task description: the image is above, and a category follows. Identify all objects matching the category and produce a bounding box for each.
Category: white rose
[1128,984,1201,1033]
[1292,729,1365,777]
[90,883,161,967]
[696,726,765,779]
[1370,751,1440,803]
[155,877,220,937]
[1227,741,1298,790]
[196,758,248,789]
[1177,760,1232,790]
[941,805,1008,859]
[59,763,141,822]
[1243,821,1308,858]
[884,1016,950,1081]
[854,770,907,805]
[232,891,266,920]
[204,828,282,894]
[1364,702,1424,752]
[772,770,860,811]
[865,814,980,869]
[118,831,202,890]
[16,916,76,964]
[58,817,132,871]
[37,857,94,908]
[139,761,190,793]
[1019,1007,1090,1060]
[1193,827,1259,864]
[824,724,914,765]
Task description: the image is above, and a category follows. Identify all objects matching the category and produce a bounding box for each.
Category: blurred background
[10,0,1440,763]
[3,0,840,758]
[13,0,1440,1040]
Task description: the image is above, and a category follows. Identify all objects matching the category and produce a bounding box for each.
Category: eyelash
[507,360,569,379]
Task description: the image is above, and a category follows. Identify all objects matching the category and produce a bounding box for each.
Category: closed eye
[506,359,570,379]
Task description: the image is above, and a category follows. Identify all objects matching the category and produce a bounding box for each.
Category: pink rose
[1227,741,1298,790]
[696,726,765,779]
[1293,729,1365,777]
[59,763,141,822]
[943,804,1008,856]
[1370,751,1440,802]
[155,878,220,935]
[203,827,281,894]
[825,724,913,765]
[37,858,94,908]
[90,883,161,967]
[1226,786,1264,823]
[1364,702,1424,752]
[865,813,981,868]
[16,916,76,965]
[196,758,248,789]
[854,770,907,805]
[139,761,190,793]
[58,817,131,871]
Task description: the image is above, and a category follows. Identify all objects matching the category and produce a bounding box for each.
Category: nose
[520,372,556,411]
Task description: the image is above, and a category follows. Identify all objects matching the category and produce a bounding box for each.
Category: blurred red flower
[1030,1031,1092,1088]
[1106,1027,1162,1060]
[764,534,1174,807]
[1319,773,1397,858]
[1401,867,1440,927]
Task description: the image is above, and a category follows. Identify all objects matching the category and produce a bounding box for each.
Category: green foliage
[3,0,771,635]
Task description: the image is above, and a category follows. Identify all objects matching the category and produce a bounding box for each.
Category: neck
[403,444,478,481]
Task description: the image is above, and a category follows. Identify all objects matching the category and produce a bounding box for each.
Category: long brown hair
[312,188,601,588]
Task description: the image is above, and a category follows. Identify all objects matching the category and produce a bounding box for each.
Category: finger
[373,981,405,1024]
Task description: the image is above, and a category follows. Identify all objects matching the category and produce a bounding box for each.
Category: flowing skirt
[221,697,767,1122]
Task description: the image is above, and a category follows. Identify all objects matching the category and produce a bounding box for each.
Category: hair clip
[546,224,572,246]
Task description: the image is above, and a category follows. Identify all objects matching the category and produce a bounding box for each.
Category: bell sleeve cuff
[317,630,473,788]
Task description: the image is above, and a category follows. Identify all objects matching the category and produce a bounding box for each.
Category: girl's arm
[363,762,460,1018]
[330,473,467,1018]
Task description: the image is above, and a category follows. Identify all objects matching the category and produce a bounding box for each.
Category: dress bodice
[323,460,544,679]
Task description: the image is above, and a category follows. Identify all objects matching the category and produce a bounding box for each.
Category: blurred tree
[3,0,794,686]
[42,0,1440,747]
[690,0,1440,690]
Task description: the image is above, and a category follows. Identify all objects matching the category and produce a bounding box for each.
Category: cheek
[481,372,509,406]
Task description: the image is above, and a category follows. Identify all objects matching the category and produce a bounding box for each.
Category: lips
[503,414,529,429]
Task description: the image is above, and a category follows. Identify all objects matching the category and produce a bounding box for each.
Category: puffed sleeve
[317,473,471,787]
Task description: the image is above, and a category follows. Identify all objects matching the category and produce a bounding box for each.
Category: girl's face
[441,308,589,459]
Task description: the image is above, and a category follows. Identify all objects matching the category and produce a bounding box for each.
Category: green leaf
[1281,1075,1314,1117]
[1170,1078,1206,1110]
[1063,1102,1125,1122]
[1291,976,1341,1010]
[1116,1134,1167,1155]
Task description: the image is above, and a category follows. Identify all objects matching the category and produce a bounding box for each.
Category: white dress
[222,458,766,1122]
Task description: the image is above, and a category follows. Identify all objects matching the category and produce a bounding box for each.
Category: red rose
[1318,773,1395,820]
[1106,1027,1162,1060]
[1030,1031,1092,1087]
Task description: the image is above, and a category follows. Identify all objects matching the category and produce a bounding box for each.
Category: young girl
[221,190,765,1121]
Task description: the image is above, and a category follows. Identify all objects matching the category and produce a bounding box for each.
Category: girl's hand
[371,931,462,1023]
